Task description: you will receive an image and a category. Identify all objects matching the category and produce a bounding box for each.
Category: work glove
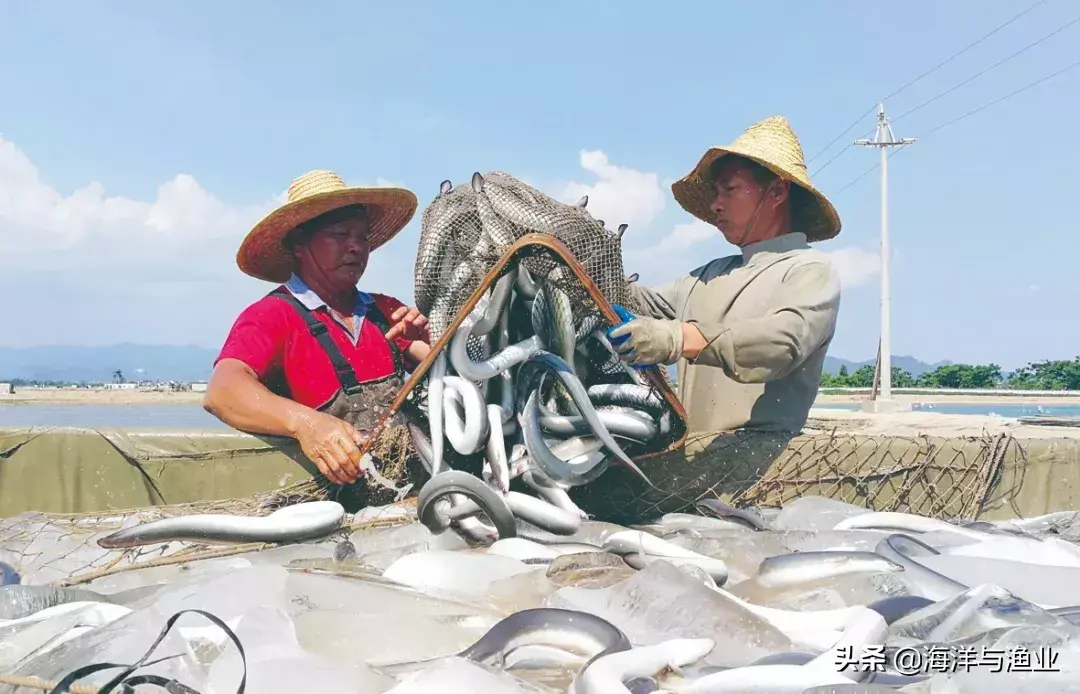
[607,307,683,366]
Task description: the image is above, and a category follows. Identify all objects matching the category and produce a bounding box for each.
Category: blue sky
[0,0,1077,369]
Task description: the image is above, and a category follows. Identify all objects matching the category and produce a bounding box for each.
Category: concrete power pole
[855,103,914,413]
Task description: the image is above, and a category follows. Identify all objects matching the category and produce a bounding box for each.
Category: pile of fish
[2,498,1080,693]
[409,172,677,546]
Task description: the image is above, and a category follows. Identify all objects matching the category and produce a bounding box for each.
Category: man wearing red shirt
[204,170,431,487]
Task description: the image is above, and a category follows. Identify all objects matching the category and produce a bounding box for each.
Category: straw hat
[237,170,418,283]
[671,116,841,242]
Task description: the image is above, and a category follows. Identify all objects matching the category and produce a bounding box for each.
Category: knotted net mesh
[409,170,685,479]
[415,171,633,343]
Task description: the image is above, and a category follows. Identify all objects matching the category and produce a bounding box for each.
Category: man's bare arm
[203,358,316,438]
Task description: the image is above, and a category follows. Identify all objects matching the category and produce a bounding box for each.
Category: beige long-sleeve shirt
[629,232,841,435]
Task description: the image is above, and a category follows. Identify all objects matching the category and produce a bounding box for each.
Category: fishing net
[406,171,687,486]
[415,171,637,344]
[570,429,1029,526]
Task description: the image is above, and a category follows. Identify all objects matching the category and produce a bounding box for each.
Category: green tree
[1006,358,1080,390]
[917,364,1002,389]
[891,367,916,387]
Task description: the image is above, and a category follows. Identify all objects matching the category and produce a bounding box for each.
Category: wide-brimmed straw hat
[237,170,418,283]
[671,116,841,242]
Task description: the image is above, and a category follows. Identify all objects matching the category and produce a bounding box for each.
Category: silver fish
[523,470,589,519]
[694,498,773,531]
[539,406,658,442]
[617,223,628,239]
[866,594,936,624]
[97,501,345,549]
[471,268,517,337]
[476,188,517,254]
[416,470,517,541]
[755,551,905,589]
[874,534,969,601]
[0,585,115,620]
[425,352,448,476]
[522,391,608,485]
[587,383,666,413]
[450,313,545,382]
[483,404,511,494]
[441,376,489,455]
[439,180,453,195]
[516,266,541,299]
[519,352,655,487]
[459,607,630,666]
[575,195,589,208]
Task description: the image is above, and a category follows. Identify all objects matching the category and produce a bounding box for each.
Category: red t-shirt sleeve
[371,294,425,351]
[215,297,290,379]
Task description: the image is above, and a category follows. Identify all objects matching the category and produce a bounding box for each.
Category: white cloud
[820,247,881,289]
[555,150,666,230]
[0,136,423,347]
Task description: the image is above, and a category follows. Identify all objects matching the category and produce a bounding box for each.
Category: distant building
[190,382,208,393]
[104,383,138,390]
[0,383,12,395]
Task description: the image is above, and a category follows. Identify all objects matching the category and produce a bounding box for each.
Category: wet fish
[416,470,517,542]
[516,266,540,299]
[442,376,489,455]
[450,314,545,382]
[459,607,630,666]
[518,351,655,486]
[571,638,715,694]
[874,534,969,602]
[483,405,512,494]
[755,551,905,589]
[695,498,773,531]
[425,352,448,476]
[603,530,729,586]
[0,585,114,620]
[834,511,989,541]
[522,391,608,485]
[866,594,936,624]
[587,383,666,413]
[97,501,345,549]
[539,405,658,442]
[522,470,589,520]
[470,269,517,337]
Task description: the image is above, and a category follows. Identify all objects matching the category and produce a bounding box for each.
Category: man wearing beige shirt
[609,116,842,436]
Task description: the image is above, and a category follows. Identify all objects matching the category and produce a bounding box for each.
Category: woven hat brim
[237,187,418,284]
[671,146,842,243]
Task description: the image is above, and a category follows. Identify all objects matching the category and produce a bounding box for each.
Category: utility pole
[854,102,915,413]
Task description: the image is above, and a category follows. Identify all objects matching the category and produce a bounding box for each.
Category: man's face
[295,215,371,288]
[708,159,783,246]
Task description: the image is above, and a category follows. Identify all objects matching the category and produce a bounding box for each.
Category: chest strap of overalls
[269,288,401,396]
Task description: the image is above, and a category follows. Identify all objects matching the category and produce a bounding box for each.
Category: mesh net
[409,170,686,476]
[415,171,634,343]
[570,430,1027,525]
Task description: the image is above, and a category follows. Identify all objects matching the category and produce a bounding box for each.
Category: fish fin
[471,172,485,193]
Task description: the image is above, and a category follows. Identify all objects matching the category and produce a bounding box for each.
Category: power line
[915,55,1080,139]
[830,54,1080,197]
[891,12,1080,124]
[806,0,1048,166]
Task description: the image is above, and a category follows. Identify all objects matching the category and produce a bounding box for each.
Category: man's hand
[291,410,367,485]
[608,317,684,366]
[385,306,430,343]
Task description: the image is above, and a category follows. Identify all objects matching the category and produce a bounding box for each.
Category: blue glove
[606,305,654,371]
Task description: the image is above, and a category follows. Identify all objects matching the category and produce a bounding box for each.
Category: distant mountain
[0,344,218,383]
[822,355,951,378]
[0,344,950,384]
